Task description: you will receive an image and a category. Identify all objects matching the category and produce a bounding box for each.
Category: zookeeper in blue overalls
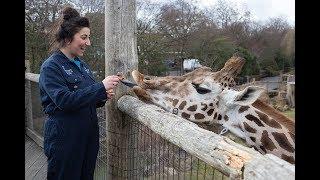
[39,7,121,180]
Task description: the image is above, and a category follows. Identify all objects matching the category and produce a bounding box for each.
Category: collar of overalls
[54,49,83,65]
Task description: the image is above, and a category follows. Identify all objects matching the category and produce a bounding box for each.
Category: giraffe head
[128,55,295,164]
[130,55,246,122]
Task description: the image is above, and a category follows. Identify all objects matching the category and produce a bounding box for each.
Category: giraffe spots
[260,146,267,154]
[238,106,250,113]
[255,111,281,129]
[261,130,277,151]
[243,122,257,133]
[178,101,187,110]
[281,154,295,164]
[194,113,205,119]
[187,105,197,112]
[172,99,179,107]
[217,114,222,120]
[169,82,178,89]
[289,132,295,143]
[181,112,190,119]
[213,112,217,119]
[272,132,295,153]
[201,103,207,111]
[249,137,256,142]
[245,114,265,127]
[209,103,213,106]
[224,115,229,121]
[207,109,214,116]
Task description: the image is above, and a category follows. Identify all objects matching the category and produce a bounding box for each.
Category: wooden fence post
[105,0,138,178]
[286,82,295,107]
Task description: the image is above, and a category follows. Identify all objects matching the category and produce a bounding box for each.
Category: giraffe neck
[224,101,295,164]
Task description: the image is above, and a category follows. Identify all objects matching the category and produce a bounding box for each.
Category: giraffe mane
[252,99,295,134]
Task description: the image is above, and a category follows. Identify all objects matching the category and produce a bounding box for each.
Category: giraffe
[127,55,295,164]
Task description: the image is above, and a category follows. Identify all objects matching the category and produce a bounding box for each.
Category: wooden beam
[25,73,40,83]
[117,95,295,179]
[26,127,44,148]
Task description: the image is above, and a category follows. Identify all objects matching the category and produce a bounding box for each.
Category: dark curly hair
[49,7,90,52]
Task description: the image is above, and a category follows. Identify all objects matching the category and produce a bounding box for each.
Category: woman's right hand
[102,75,121,91]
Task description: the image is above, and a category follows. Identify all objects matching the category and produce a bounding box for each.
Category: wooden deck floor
[25,135,47,180]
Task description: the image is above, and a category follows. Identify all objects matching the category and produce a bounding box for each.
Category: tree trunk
[105,0,138,179]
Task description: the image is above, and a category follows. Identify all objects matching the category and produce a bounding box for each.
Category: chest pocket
[64,75,83,91]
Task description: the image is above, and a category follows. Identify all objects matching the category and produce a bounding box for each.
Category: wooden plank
[25,73,39,82]
[117,95,295,179]
[25,139,43,170]
[24,135,47,180]
[33,162,48,180]
[25,135,33,151]
[25,140,37,162]
[25,152,47,180]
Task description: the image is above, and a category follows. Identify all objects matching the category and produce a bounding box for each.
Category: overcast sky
[149,0,295,26]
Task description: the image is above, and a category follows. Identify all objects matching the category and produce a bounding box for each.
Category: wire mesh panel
[31,81,46,136]
[94,108,229,180]
[94,107,108,180]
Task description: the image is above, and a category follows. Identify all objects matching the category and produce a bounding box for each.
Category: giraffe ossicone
[128,55,295,164]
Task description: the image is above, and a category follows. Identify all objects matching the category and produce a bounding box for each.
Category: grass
[283,108,295,120]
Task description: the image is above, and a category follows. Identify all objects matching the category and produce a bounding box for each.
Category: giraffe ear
[234,86,265,106]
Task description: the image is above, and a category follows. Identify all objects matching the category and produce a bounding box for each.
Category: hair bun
[62,7,80,21]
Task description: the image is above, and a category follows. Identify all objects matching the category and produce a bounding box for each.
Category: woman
[39,7,120,180]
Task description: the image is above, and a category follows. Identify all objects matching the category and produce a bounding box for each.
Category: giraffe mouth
[120,79,138,88]
[192,83,212,94]
[129,70,154,102]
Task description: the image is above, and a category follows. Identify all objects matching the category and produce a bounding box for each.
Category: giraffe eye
[192,83,211,94]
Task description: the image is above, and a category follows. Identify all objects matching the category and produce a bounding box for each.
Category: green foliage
[258,46,280,76]
[82,12,105,80]
[235,47,260,76]
[195,36,236,71]
[26,0,295,79]
[25,23,50,73]
[274,51,292,73]
[283,108,295,120]
[138,33,169,76]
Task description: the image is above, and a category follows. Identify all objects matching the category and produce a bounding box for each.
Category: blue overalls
[39,50,107,180]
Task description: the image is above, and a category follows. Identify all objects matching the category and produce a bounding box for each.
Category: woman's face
[67,27,91,58]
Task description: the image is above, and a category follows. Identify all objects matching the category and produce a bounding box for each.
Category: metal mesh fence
[27,80,46,136]
[94,108,229,180]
